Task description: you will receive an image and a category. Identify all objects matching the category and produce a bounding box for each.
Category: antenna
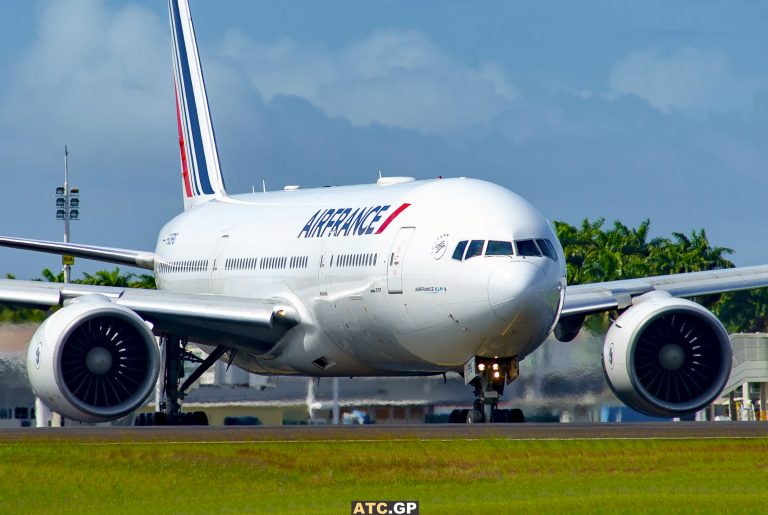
[262,180,267,193]
[378,170,383,179]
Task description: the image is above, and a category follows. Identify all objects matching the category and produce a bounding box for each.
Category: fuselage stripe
[375,203,411,234]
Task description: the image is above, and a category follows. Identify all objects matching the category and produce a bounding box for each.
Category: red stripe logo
[175,90,193,198]
[375,203,411,234]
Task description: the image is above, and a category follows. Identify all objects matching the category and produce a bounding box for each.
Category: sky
[1,0,767,279]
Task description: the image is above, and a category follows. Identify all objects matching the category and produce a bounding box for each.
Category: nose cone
[488,260,553,320]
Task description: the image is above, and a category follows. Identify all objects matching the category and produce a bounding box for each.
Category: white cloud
[1,0,171,156]
[608,47,766,115]
[217,28,519,133]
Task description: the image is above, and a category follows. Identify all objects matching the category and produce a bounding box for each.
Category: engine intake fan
[602,296,731,418]
[27,296,159,423]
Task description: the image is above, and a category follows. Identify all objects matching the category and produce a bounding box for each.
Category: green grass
[0,438,766,513]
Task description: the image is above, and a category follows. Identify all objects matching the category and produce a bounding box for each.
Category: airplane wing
[562,265,768,317]
[0,278,300,355]
[0,236,156,270]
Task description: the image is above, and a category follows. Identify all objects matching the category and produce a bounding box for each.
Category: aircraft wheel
[466,409,484,423]
[508,408,525,423]
[192,411,209,426]
[491,409,510,423]
[448,409,464,423]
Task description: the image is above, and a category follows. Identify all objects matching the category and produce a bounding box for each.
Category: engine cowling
[27,296,159,423]
[602,295,731,418]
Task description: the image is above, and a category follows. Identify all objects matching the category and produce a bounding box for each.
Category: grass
[0,437,766,513]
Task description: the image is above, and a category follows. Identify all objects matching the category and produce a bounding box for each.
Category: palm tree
[39,268,65,283]
[80,268,132,287]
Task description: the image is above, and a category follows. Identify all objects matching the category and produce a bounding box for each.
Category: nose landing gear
[450,355,524,423]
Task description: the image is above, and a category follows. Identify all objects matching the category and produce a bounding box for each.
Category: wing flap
[116,289,299,328]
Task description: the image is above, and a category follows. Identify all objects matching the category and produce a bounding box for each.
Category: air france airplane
[1,0,767,425]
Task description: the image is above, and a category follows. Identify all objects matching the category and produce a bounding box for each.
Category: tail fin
[168,0,227,210]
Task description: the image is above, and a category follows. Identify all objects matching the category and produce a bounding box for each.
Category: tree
[80,268,131,287]
[39,268,65,283]
[0,268,156,324]
[554,218,761,334]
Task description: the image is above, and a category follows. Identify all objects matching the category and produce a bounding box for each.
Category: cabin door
[209,233,231,293]
[387,227,415,294]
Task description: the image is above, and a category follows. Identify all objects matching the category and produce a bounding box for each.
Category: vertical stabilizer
[169,0,227,210]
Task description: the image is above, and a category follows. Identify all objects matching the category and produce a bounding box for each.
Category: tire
[192,411,209,426]
[491,409,509,423]
[508,408,525,423]
[458,409,469,422]
[466,409,484,424]
[134,413,145,426]
[154,412,168,426]
[448,409,462,423]
[146,412,155,426]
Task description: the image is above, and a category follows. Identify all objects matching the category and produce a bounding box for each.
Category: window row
[158,259,209,274]
[224,255,310,271]
[332,252,378,268]
[452,239,558,261]
[0,407,34,420]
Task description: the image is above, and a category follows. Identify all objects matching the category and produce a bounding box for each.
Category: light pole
[55,146,80,283]
[39,146,80,428]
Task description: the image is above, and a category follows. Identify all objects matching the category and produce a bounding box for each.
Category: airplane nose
[487,260,549,320]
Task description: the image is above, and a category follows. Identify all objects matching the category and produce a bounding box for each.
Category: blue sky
[1,0,767,279]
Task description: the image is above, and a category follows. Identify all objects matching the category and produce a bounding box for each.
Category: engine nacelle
[27,296,159,423]
[602,296,731,418]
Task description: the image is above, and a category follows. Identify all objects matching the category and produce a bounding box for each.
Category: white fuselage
[153,177,566,376]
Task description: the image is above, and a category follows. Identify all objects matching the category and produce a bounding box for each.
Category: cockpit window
[536,238,558,261]
[485,240,514,256]
[465,240,485,259]
[452,241,468,261]
[515,239,542,257]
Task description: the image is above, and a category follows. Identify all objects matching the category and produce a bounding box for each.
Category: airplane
[1,0,767,425]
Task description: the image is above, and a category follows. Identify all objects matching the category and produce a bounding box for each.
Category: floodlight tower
[55,146,80,283]
[38,146,80,428]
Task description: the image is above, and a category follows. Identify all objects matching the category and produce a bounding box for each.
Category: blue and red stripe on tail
[169,0,227,209]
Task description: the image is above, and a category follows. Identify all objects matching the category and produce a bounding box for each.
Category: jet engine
[27,295,159,423]
[602,295,731,418]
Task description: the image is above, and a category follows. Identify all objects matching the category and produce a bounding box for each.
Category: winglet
[169,0,227,210]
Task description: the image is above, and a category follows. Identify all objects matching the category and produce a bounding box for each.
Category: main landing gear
[134,334,224,427]
[448,355,525,424]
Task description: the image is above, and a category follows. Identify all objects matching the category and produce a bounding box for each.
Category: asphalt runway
[0,422,766,444]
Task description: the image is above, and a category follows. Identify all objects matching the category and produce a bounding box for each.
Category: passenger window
[516,239,542,257]
[465,240,485,260]
[452,241,468,261]
[486,241,513,256]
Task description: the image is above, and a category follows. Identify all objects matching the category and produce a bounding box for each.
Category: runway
[0,422,766,444]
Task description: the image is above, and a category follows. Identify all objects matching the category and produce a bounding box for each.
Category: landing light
[477,363,486,372]
[493,371,500,379]
[492,363,499,371]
